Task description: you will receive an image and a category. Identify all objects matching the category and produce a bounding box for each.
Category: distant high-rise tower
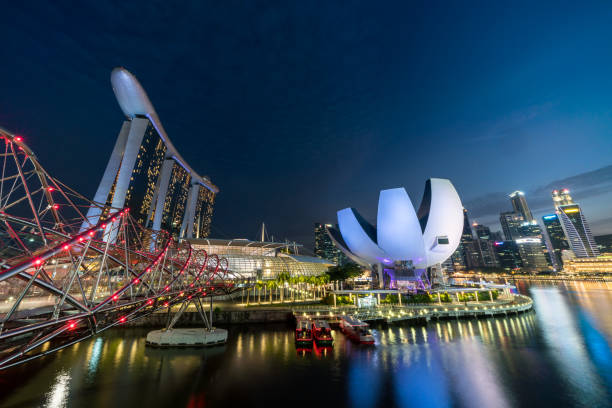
[494,241,522,271]
[556,204,599,258]
[314,223,348,265]
[500,211,524,241]
[509,191,534,221]
[459,209,482,269]
[552,188,573,210]
[542,214,570,270]
[473,223,499,268]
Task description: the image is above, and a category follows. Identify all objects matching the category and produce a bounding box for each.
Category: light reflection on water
[1,280,611,407]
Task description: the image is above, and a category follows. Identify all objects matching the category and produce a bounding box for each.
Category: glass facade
[314,223,347,265]
[494,241,522,271]
[509,191,534,222]
[543,214,570,269]
[500,211,524,241]
[193,186,215,239]
[110,122,166,225]
[558,204,599,258]
[190,239,332,280]
[160,162,191,236]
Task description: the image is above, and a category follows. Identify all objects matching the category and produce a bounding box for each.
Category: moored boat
[295,319,313,347]
[339,316,375,345]
[312,320,334,347]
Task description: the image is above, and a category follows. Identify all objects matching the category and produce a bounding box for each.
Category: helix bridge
[0,127,235,369]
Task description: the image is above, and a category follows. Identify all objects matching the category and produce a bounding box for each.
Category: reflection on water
[1,280,612,407]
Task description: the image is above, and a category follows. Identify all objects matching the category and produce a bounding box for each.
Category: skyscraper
[556,203,599,258]
[542,214,570,270]
[552,188,573,210]
[518,220,553,269]
[86,68,218,240]
[509,191,534,221]
[515,238,550,272]
[314,223,348,265]
[500,211,524,241]
[460,209,482,269]
[473,223,499,268]
[494,241,522,272]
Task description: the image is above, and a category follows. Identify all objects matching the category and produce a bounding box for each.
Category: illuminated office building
[500,211,524,240]
[473,223,499,268]
[557,204,599,258]
[542,214,570,269]
[494,241,522,272]
[515,237,551,272]
[509,190,534,221]
[552,188,573,210]
[85,67,218,239]
[314,223,347,265]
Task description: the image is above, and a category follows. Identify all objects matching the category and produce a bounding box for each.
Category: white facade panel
[337,208,388,264]
[377,188,426,267]
[420,178,463,266]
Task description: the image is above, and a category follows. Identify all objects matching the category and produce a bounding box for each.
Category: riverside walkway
[291,294,533,324]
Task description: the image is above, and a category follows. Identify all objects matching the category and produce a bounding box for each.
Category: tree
[326,263,362,282]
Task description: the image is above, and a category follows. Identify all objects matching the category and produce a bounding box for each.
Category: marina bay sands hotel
[85,67,217,239]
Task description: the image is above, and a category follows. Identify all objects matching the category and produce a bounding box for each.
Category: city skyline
[2,2,612,247]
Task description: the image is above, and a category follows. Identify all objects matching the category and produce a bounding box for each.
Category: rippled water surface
[1,280,612,408]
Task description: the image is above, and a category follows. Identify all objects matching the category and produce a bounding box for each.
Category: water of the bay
[1,280,612,408]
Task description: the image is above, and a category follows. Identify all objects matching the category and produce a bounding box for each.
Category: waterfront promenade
[126,292,533,326]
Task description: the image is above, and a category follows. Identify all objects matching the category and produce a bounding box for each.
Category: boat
[295,319,313,347]
[339,316,375,345]
[312,320,334,347]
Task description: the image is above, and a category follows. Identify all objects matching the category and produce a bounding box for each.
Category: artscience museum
[328,178,464,289]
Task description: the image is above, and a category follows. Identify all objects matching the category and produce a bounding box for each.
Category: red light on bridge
[67,321,76,330]
[164,302,169,307]
[133,278,140,284]
[52,204,59,210]
[63,244,70,250]
[14,136,22,142]
[179,292,184,297]
[147,299,153,305]
[112,295,118,301]
[119,316,126,323]
[164,286,169,292]
[47,187,55,192]
[88,231,94,237]
[34,259,42,266]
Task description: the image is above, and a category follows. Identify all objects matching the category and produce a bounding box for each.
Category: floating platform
[146,328,228,348]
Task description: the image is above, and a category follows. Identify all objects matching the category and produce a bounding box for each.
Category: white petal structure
[417,178,464,266]
[337,208,388,265]
[377,188,427,268]
[332,178,463,269]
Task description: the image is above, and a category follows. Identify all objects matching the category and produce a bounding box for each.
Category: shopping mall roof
[188,238,303,250]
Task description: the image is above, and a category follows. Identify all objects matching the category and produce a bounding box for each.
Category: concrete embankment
[125,294,533,327]
[125,308,293,327]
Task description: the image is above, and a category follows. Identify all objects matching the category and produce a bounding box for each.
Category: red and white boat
[312,320,334,347]
[295,319,313,347]
[339,316,375,345]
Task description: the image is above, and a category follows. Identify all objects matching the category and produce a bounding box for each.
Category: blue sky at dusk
[1,1,612,247]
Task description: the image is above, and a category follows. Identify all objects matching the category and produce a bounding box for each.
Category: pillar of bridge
[105,118,149,242]
[179,183,200,239]
[82,121,130,231]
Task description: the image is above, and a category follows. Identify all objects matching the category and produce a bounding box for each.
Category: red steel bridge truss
[0,127,236,369]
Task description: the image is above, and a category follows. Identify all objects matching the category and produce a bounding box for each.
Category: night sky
[2,2,612,249]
